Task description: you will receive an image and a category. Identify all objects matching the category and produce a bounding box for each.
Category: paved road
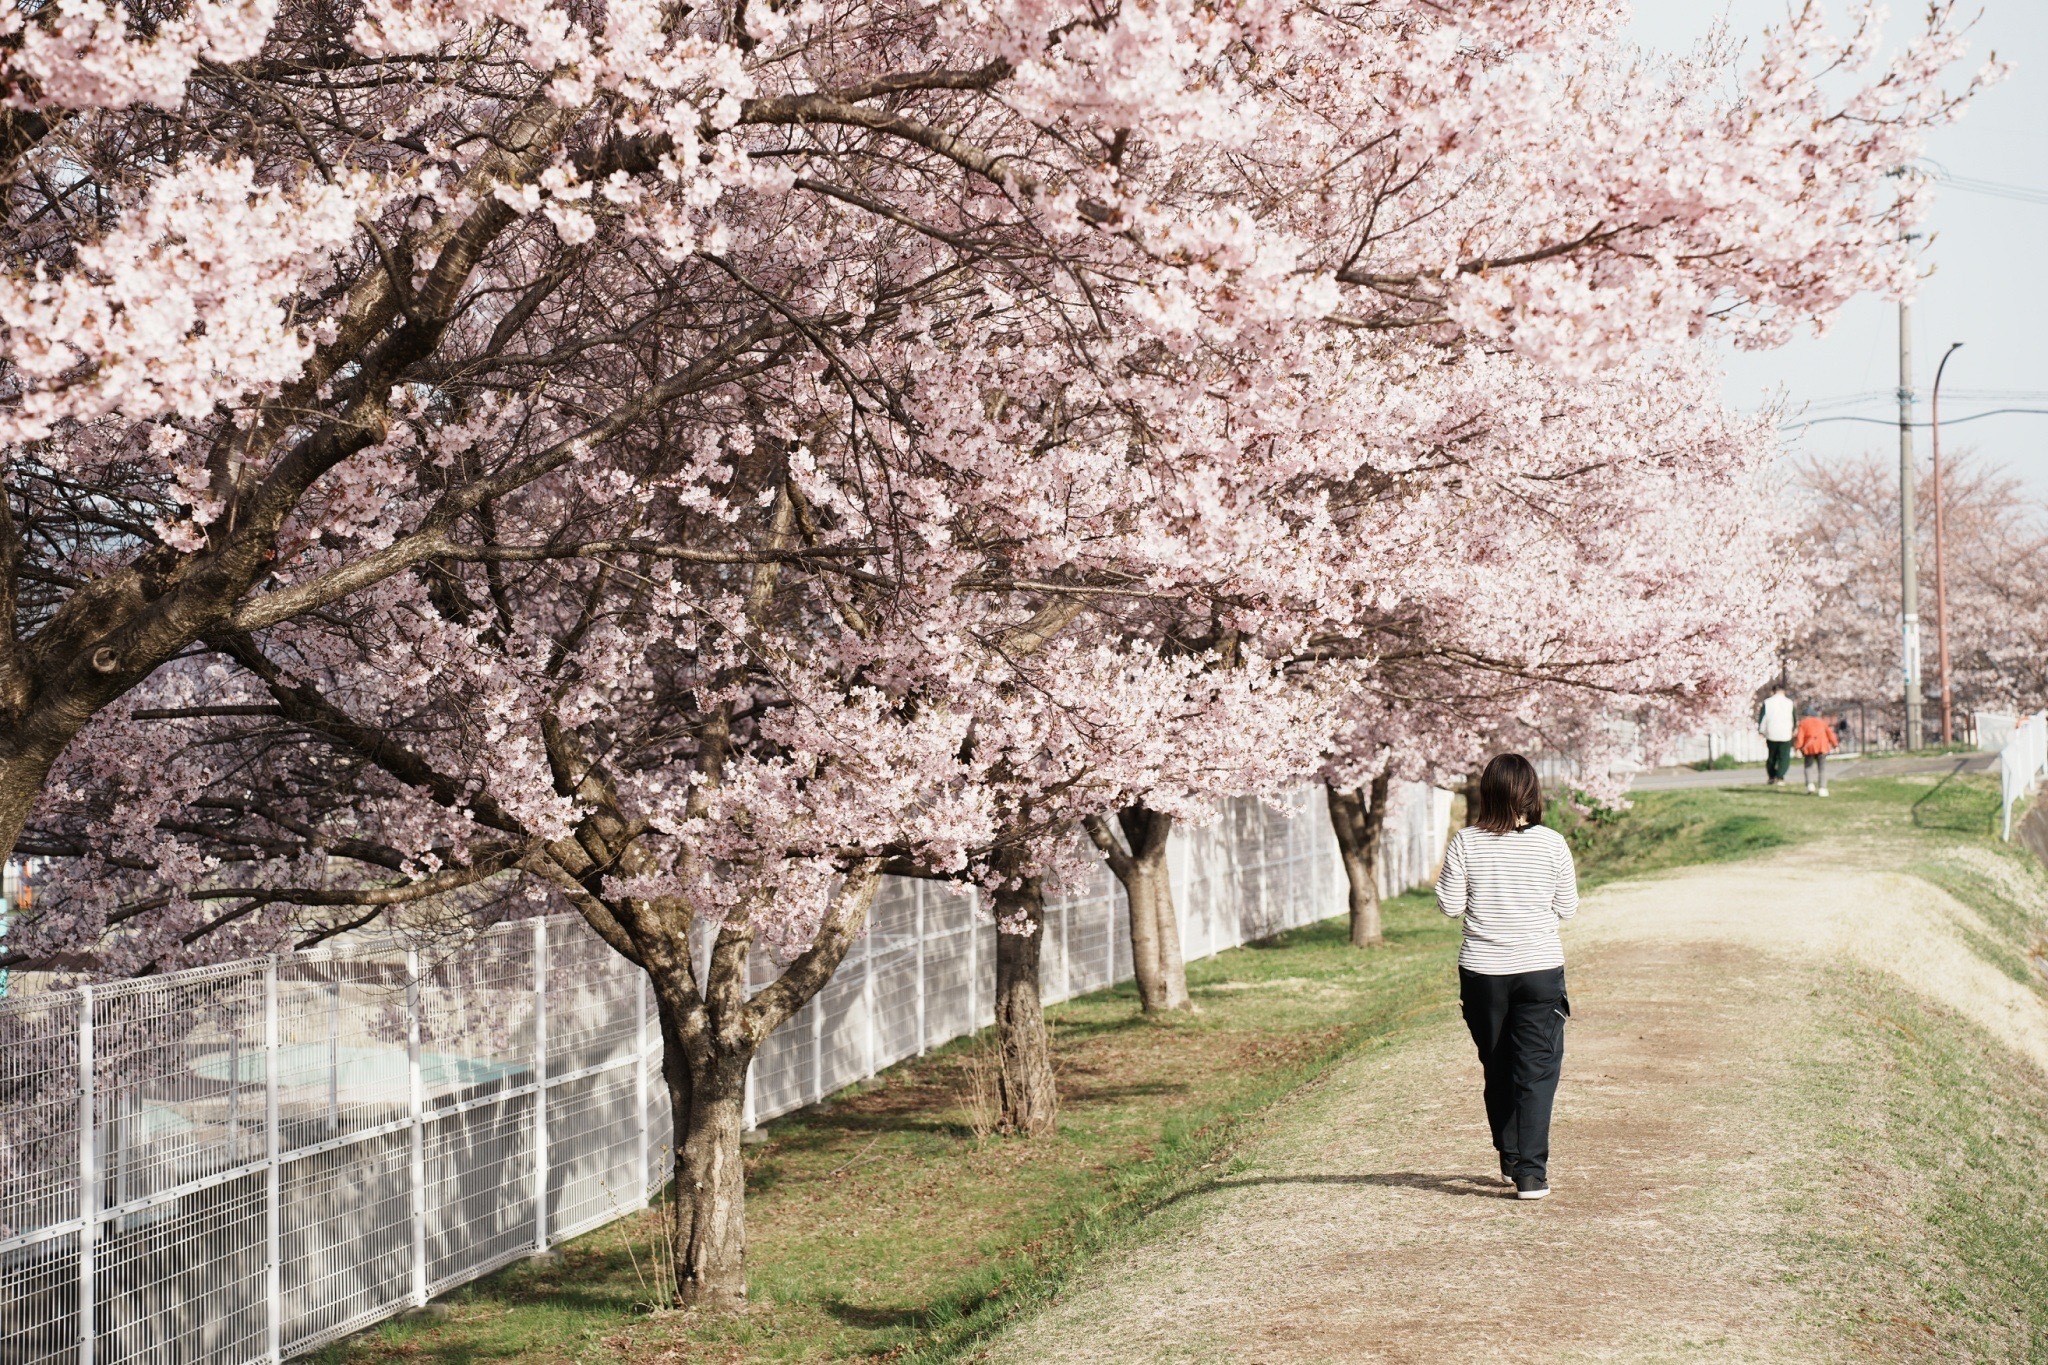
[1628,751,1996,792]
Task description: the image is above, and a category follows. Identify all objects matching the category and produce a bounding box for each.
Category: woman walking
[1436,753,1579,1200]
[1793,711,1840,797]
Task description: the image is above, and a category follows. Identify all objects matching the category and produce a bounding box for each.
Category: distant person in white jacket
[1758,688,1796,785]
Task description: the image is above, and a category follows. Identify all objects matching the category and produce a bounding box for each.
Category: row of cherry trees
[1,0,1985,1305]
[1785,453,2048,725]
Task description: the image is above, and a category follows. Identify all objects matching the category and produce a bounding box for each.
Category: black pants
[1459,966,1568,1182]
[1765,739,1793,783]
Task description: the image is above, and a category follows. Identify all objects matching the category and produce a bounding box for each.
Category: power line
[1796,389,1893,412]
[1780,407,2048,432]
[1922,163,2048,206]
[1929,388,2048,403]
[1935,172,2048,206]
[1788,388,2048,416]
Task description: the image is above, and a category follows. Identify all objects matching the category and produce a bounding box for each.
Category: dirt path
[976,855,2048,1364]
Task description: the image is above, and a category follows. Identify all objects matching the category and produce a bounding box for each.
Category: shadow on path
[1148,1170,1508,1215]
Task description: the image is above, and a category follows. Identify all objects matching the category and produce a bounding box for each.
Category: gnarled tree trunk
[611,863,883,1309]
[653,994,752,1309]
[1326,773,1391,948]
[1082,804,1191,1013]
[991,877,1059,1136]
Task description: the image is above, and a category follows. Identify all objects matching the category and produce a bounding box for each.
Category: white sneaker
[1805,782,1816,793]
[1818,787,1830,798]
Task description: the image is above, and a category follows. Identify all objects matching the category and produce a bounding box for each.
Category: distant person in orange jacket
[1794,712,1840,797]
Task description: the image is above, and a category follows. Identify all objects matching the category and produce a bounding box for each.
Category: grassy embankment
[325,772,2046,1363]
[1763,774,2048,1358]
[1539,770,2048,1357]
[1567,767,2048,1357]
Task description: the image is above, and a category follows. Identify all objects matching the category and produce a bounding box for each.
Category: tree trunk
[1136,819,1190,1010]
[991,878,1059,1136]
[653,992,753,1310]
[1083,805,1190,1013]
[627,863,882,1310]
[1459,768,1482,828]
[0,748,63,896]
[1119,844,1169,1010]
[1326,774,1390,948]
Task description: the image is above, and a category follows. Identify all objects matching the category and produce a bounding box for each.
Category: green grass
[1785,966,2048,1360]
[320,891,1466,1364]
[1742,770,2048,1358]
[323,772,2045,1364]
[1909,855,2048,991]
[1546,787,1795,887]
[1548,771,2021,892]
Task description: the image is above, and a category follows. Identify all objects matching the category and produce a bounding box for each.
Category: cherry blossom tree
[1306,350,1802,942]
[0,0,1989,880]
[1,0,1989,1311]
[970,644,1322,1125]
[1785,453,2048,730]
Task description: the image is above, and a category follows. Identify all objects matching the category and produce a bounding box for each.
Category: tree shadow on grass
[1052,1011,1165,1043]
[1910,759,1999,834]
[1053,1078,1194,1108]
[820,1298,929,1330]
[332,1342,520,1365]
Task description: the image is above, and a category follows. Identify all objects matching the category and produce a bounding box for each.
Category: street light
[1931,340,1963,746]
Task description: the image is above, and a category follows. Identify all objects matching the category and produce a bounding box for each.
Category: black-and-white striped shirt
[1435,824,1580,974]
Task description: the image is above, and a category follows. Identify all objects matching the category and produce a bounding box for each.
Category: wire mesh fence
[0,785,1447,1362]
[0,923,657,1365]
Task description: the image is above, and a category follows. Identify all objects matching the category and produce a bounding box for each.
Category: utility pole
[1931,341,1963,746]
[1898,293,1923,751]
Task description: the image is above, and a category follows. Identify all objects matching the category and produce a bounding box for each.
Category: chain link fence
[0,785,1447,1363]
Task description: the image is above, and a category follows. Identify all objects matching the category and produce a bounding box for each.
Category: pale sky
[1629,1,2048,503]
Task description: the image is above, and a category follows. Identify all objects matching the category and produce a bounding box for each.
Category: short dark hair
[1473,753,1544,834]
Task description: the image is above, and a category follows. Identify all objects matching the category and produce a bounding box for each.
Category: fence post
[264,959,281,1361]
[325,972,340,1133]
[740,941,757,1131]
[77,985,95,1365]
[1059,897,1071,999]
[810,992,824,1104]
[532,919,549,1254]
[914,888,927,1056]
[634,971,650,1205]
[966,892,981,1028]
[405,950,426,1307]
[1104,892,1114,986]
[862,936,877,1079]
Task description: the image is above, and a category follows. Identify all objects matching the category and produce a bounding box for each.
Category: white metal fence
[0,786,1447,1363]
[1998,712,2048,842]
[747,783,1447,1125]
[1651,726,1770,767]
[0,919,660,1365]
